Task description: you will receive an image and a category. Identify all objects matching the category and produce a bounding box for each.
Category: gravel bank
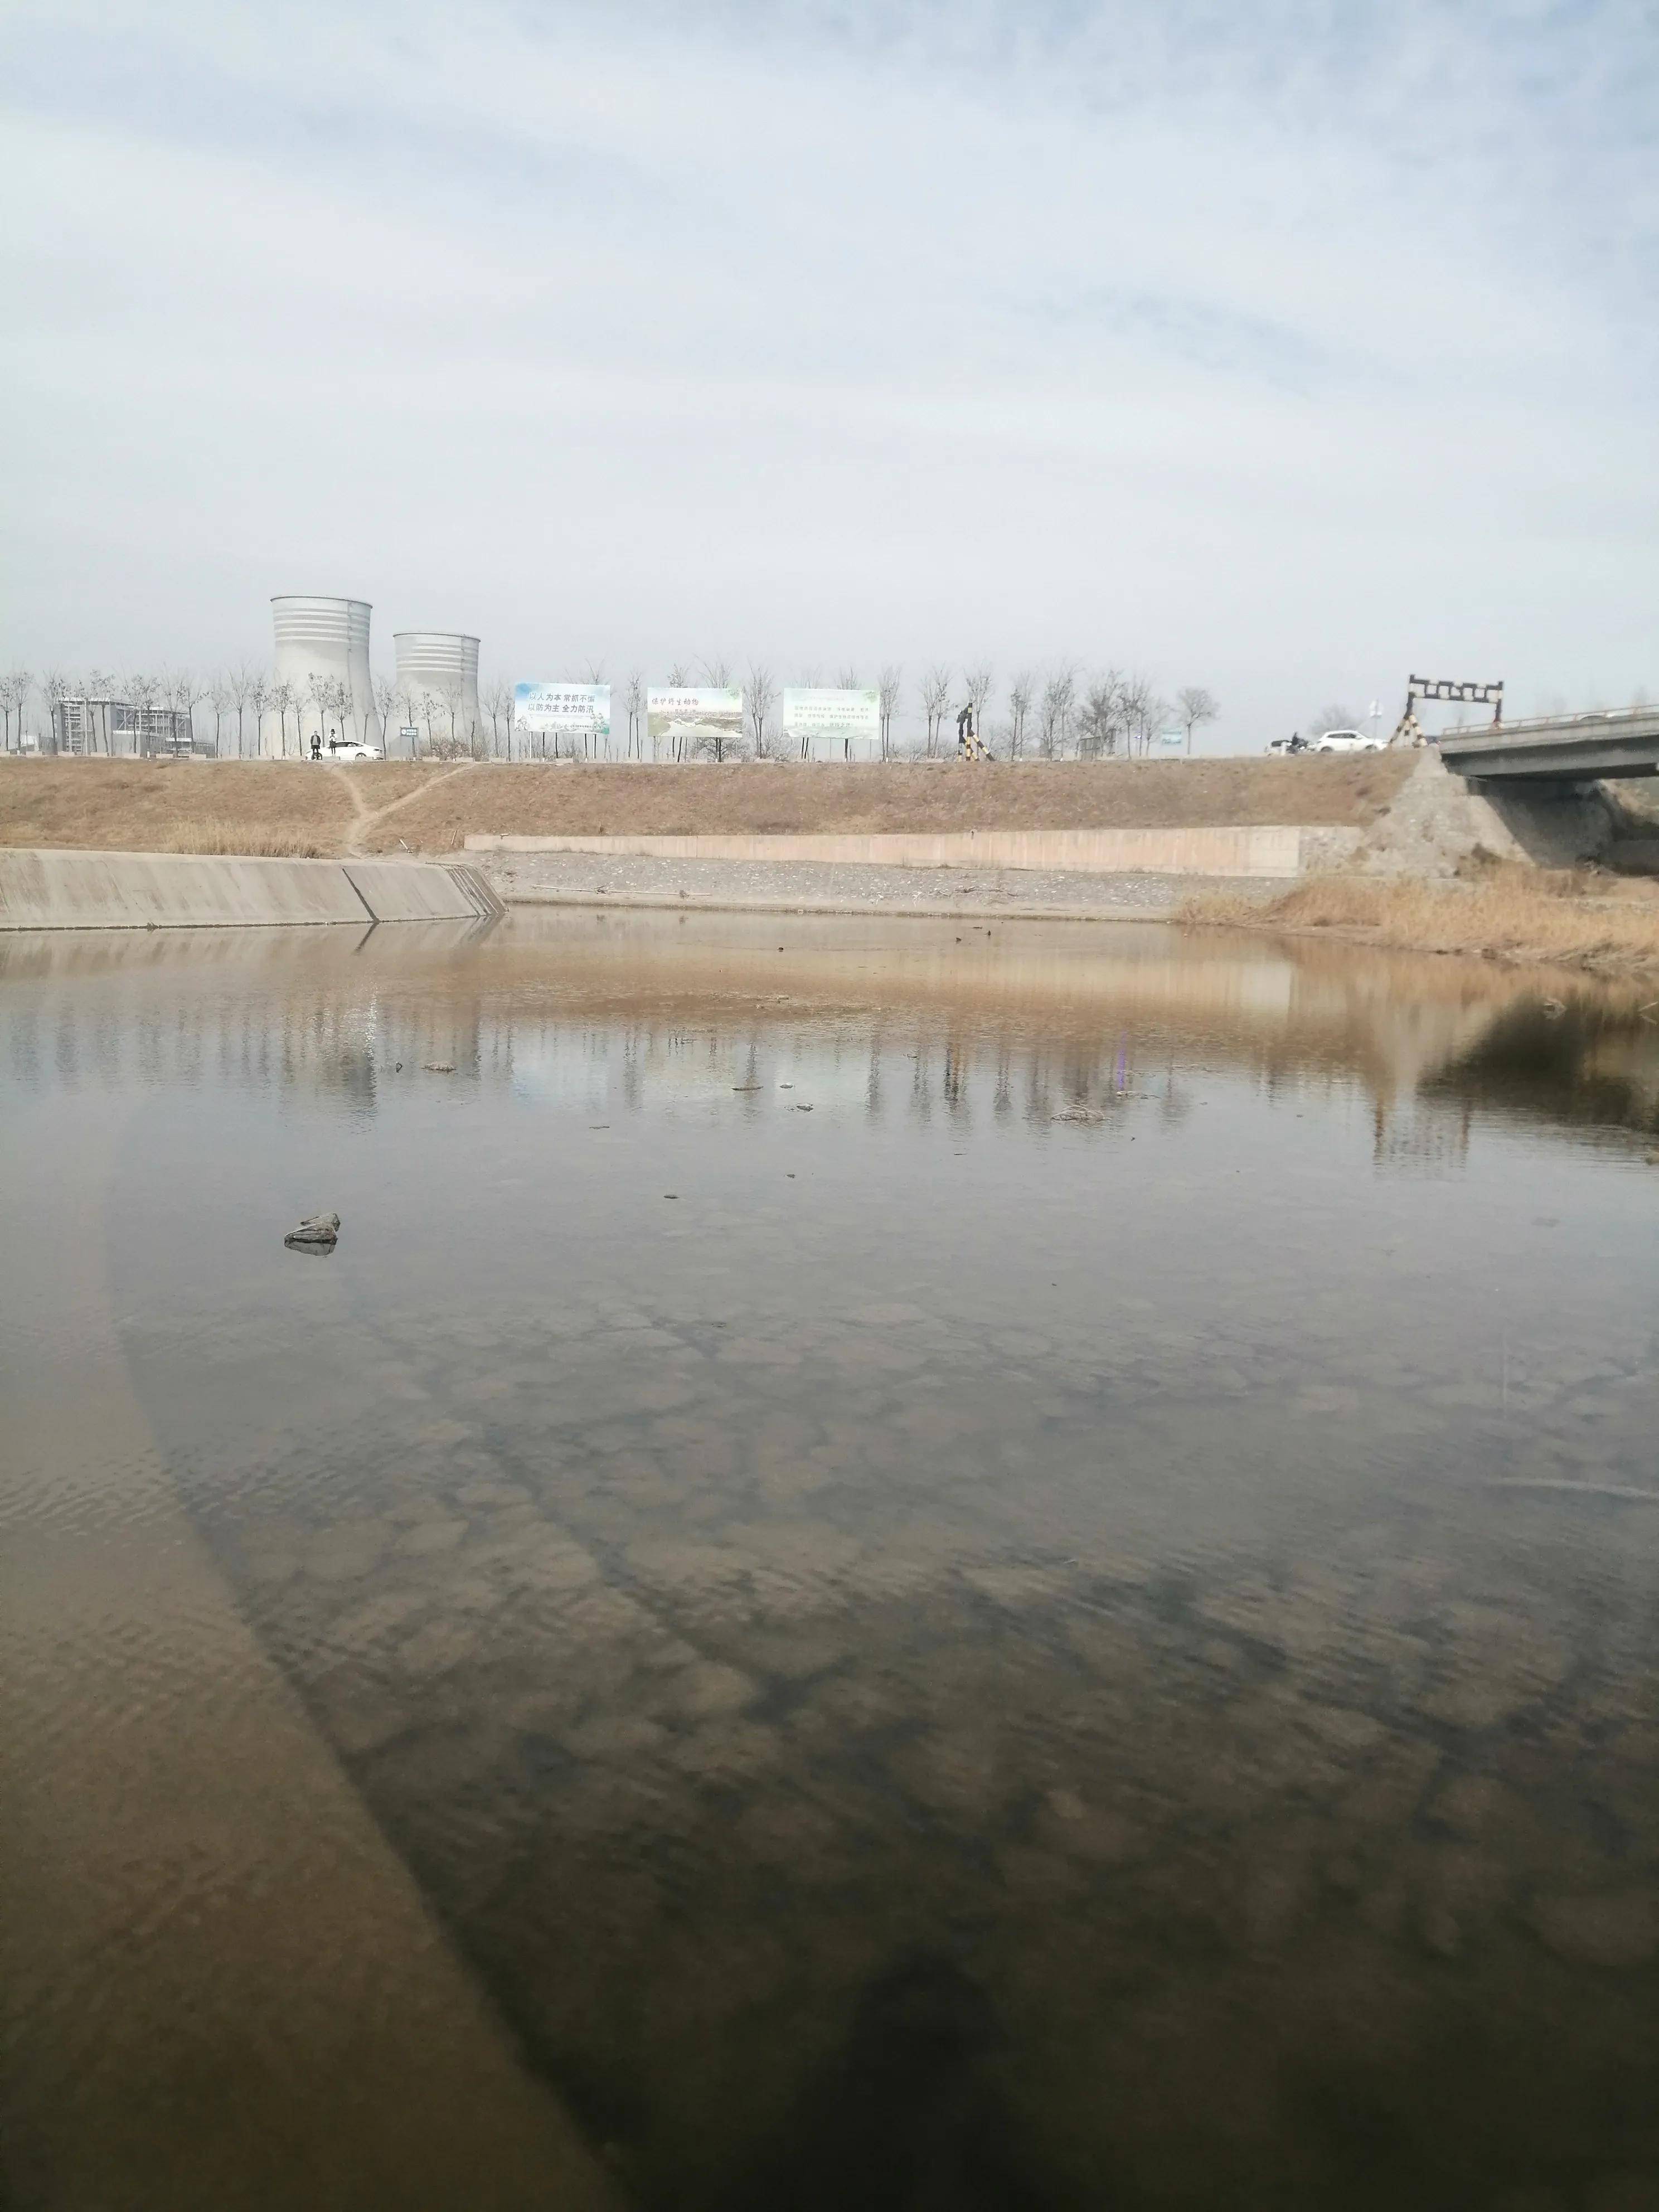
[481,848,1295,920]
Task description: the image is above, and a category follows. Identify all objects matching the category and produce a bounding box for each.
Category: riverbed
[3,910,1657,2210]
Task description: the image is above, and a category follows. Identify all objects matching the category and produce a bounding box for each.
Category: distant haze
[2,0,1655,749]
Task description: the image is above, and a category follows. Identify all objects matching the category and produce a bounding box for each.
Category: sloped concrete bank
[0,848,500,930]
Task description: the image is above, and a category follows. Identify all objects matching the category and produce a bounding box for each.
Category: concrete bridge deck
[1438,707,1659,783]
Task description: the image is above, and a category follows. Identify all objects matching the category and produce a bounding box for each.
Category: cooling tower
[271,595,380,753]
[394,632,482,749]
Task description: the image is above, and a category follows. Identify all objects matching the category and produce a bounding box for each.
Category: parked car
[1311,728,1385,754]
[327,737,383,760]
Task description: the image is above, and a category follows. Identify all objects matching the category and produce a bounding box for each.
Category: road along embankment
[0,848,501,930]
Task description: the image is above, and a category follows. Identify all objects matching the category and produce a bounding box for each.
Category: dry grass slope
[1182,865,1659,975]
[360,756,1414,851]
[0,760,446,855]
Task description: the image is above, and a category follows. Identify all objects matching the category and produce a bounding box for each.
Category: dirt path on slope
[338,761,479,856]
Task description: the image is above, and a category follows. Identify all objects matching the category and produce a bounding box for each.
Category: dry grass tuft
[1181,867,1659,974]
[148,823,332,858]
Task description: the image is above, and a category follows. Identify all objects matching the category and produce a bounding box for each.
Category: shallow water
[3,910,1658,2210]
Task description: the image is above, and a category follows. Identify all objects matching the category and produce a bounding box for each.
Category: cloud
[0,0,1653,738]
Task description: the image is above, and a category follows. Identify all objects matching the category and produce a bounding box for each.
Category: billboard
[783,688,881,758]
[647,687,743,754]
[515,682,612,748]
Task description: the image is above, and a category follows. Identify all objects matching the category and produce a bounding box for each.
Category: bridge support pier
[1355,751,1619,877]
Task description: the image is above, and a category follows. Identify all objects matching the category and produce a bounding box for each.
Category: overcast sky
[2,0,1655,745]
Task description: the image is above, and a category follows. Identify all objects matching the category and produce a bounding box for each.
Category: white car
[1311,727,1385,754]
[326,737,383,760]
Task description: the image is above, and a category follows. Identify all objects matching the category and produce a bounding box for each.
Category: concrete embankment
[469,824,1359,877]
[0,848,501,930]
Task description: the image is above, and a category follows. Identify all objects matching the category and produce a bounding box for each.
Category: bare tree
[481,678,512,758]
[1311,702,1365,739]
[305,671,333,751]
[226,665,253,757]
[625,672,644,759]
[1,668,31,751]
[174,668,208,751]
[1176,685,1219,756]
[270,677,296,756]
[373,675,401,755]
[419,690,439,751]
[920,663,953,758]
[698,654,733,691]
[42,670,69,752]
[667,661,690,686]
[1006,669,1035,759]
[746,661,778,756]
[1039,667,1076,758]
[836,665,860,691]
[207,674,230,754]
[1076,675,1122,759]
[123,672,158,754]
[1120,674,1162,758]
[79,669,118,755]
[965,662,995,751]
[249,672,272,757]
[877,664,903,760]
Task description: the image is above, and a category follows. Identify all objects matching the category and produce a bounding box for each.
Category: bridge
[1437,706,1659,783]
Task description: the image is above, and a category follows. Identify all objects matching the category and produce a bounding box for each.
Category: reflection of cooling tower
[271,595,380,751]
[395,633,481,746]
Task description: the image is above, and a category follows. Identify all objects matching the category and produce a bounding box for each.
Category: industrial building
[50,698,198,756]
[271,595,380,753]
[394,632,482,754]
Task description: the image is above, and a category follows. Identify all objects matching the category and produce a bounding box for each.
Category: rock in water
[285,1211,341,1251]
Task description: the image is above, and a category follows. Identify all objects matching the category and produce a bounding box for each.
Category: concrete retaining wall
[0,849,484,930]
[468,825,1343,877]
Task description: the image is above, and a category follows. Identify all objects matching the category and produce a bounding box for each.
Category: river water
[2,910,1657,2211]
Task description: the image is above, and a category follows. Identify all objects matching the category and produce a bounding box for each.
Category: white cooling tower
[394,632,482,749]
[271,595,380,753]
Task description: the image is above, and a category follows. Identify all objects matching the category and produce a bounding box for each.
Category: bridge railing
[1437,706,1656,743]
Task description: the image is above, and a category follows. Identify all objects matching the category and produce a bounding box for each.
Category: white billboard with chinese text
[783,688,881,759]
[646,687,744,755]
[514,683,612,750]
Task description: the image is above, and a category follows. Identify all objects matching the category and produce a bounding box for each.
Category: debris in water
[424,1063,455,1073]
[285,1211,340,1251]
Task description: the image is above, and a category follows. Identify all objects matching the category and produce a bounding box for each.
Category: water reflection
[3,912,1658,2210]
[3,912,1658,1160]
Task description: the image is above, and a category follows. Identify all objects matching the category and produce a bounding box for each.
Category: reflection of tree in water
[1426,995,1659,1138]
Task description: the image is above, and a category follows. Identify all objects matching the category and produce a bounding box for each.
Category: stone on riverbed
[1529,1887,1659,1969]
[284,1210,341,1249]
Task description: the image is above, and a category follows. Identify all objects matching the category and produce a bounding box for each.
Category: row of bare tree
[0,658,1221,761]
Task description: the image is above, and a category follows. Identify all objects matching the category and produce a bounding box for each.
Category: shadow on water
[729,1954,1056,2212]
[6,910,1659,2208]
